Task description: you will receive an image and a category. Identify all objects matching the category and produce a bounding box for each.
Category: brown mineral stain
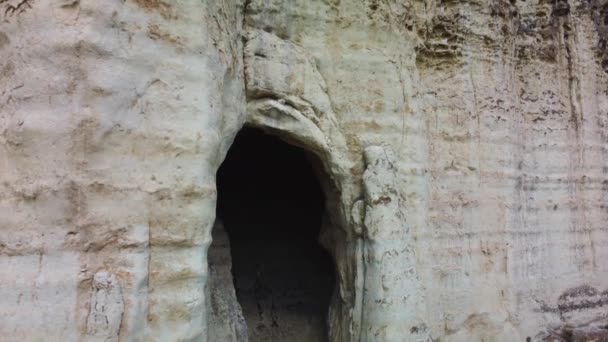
[90,86,114,97]
[148,24,182,46]
[0,61,14,79]
[134,0,174,20]
[167,303,192,321]
[0,32,9,49]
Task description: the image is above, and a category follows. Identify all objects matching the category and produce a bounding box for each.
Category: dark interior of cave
[216,127,335,341]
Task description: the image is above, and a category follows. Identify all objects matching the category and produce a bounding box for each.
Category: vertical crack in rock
[86,271,124,342]
[552,0,597,276]
[552,2,583,137]
[241,0,252,97]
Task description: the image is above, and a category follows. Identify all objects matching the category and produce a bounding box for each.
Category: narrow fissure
[216,127,335,341]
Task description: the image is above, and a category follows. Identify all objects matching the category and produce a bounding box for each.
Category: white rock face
[1,0,607,341]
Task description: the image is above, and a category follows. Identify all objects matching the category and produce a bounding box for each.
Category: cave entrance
[215,127,336,341]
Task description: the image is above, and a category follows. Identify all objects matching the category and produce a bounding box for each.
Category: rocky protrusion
[360,145,430,342]
[557,285,608,324]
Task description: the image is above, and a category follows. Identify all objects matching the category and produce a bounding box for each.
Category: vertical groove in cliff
[241,0,251,99]
[558,2,595,276]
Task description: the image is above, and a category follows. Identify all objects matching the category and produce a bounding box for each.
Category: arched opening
[214,126,336,341]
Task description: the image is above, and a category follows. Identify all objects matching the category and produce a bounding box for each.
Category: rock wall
[1,0,607,341]
[207,220,247,342]
[0,0,245,340]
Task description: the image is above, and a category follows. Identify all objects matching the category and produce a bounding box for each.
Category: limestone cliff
[0,0,607,341]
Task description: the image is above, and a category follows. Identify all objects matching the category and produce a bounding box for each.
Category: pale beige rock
[1,0,607,341]
[0,0,245,340]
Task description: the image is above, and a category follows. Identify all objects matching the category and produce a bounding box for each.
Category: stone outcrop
[1,0,607,341]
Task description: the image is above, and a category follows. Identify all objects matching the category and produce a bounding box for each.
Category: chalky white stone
[0,0,607,341]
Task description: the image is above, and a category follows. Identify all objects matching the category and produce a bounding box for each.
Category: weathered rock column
[360,145,429,341]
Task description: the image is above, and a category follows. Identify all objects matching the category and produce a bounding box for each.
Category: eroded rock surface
[207,220,248,342]
[1,0,607,341]
[86,271,124,342]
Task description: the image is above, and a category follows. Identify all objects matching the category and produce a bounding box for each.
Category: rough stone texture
[1,0,608,341]
[0,0,245,340]
[207,220,247,342]
[360,145,429,341]
[86,271,124,342]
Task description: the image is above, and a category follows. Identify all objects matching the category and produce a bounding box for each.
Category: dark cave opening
[216,127,336,341]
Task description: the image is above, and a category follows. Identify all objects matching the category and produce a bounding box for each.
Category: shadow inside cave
[214,127,336,342]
